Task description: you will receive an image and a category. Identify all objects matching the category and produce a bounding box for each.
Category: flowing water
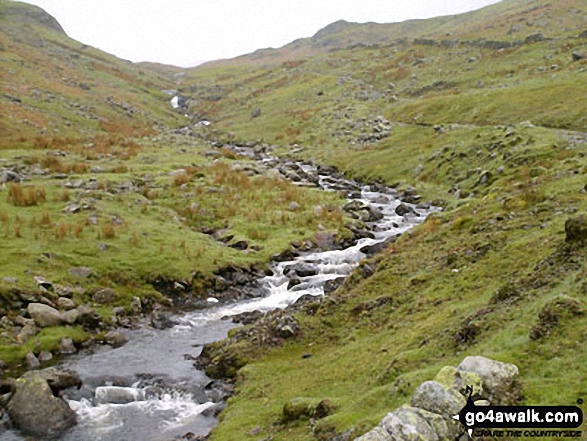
[5,153,438,440]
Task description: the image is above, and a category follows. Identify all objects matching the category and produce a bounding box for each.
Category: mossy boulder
[434,366,483,398]
[410,380,466,416]
[565,214,587,242]
[282,397,318,422]
[380,405,449,441]
[7,373,77,437]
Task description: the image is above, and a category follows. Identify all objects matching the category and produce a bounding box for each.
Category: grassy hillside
[0,2,349,373]
[173,0,587,440]
[0,1,186,143]
[2,0,587,439]
[204,0,586,68]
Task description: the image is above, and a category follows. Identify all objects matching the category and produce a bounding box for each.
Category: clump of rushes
[7,184,46,207]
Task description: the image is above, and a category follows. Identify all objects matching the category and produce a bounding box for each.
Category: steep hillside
[0,1,186,144]
[176,1,587,440]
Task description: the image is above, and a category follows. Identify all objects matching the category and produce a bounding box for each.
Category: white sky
[21,0,501,67]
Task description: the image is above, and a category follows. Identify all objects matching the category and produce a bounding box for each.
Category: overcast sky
[21,0,501,67]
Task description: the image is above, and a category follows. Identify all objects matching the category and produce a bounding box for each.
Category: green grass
[0,134,349,370]
[172,2,587,439]
[2,0,587,439]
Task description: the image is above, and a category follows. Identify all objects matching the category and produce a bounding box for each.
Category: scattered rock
[33,276,53,292]
[103,331,128,348]
[38,351,53,363]
[67,267,93,278]
[57,297,75,310]
[284,263,319,278]
[395,203,417,217]
[130,296,142,314]
[380,405,450,441]
[251,107,261,119]
[151,309,178,330]
[76,305,101,329]
[324,277,346,294]
[59,337,76,355]
[93,288,117,304]
[27,303,64,327]
[230,240,249,250]
[30,368,81,393]
[477,170,493,186]
[25,352,40,370]
[17,323,38,344]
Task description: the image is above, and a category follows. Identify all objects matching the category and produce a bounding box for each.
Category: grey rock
[25,367,81,392]
[62,309,79,325]
[76,304,101,329]
[57,297,76,310]
[67,267,93,278]
[434,366,483,398]
[395,203,417,217]
[7,373,77,437]
[130,296,142,314]
[324,276,346,294]
[457,356,518,402]
[27,303,64,327]
[59,337,76,355]
[38,351,53,363]
[285,263,319,278]
[411,380,466,416]
[478,170,492,186]
[1,169,21,183]
[251,107,261,118]
[25,352,40,370]
[33,276,53,292]
[93,288,117,304]
[17,323,38,343]
[380,405,448,441]
[355,426,392,440]
[103,331,128,348]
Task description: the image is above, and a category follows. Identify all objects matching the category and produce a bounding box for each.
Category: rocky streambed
[1,146,439,440]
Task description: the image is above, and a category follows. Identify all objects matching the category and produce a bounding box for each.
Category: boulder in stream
[7,370,78,438]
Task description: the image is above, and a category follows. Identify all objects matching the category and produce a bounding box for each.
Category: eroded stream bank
[3,145,439,440]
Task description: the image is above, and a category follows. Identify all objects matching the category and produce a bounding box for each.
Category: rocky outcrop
[355,356,519,441]
[7,369,79,438]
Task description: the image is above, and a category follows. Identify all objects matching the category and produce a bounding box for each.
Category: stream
[5,149,439,441]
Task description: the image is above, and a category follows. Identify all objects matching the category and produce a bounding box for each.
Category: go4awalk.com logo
[453,388,584,439]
